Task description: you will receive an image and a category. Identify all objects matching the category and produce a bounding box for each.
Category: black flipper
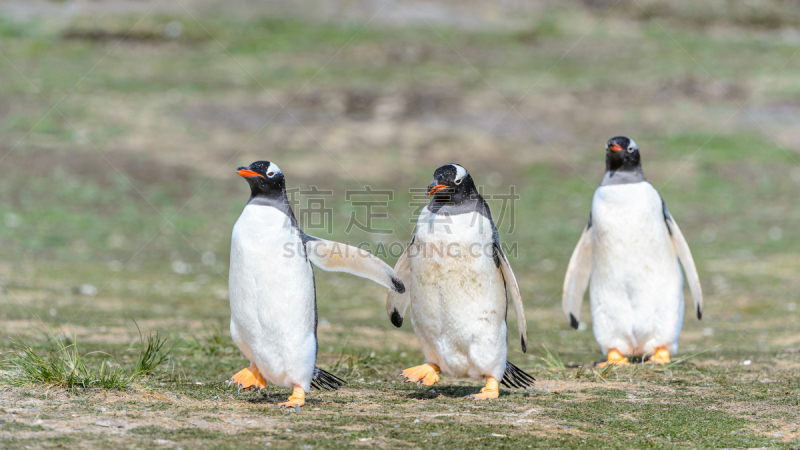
[499,361,535,389]
[310,367,345,391]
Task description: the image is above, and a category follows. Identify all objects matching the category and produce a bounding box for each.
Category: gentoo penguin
[386,164,534,399]
[229,161,405,407]
[562,137,703,367]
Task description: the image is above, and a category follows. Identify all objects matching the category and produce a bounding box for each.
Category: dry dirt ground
[2,0,800,448]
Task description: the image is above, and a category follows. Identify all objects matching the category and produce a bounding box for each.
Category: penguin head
[606,136,641,172]
[427,164,477,204]
[237,161,286,198]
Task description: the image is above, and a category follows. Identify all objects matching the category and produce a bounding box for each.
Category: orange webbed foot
[466,377,499,400]
[229,363,267,393]
[648,347,671,365]
[399,363,440,386]
[277,386,305,409]
[597,349,630,368]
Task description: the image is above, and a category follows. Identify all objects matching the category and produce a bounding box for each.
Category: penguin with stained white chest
[228,161,405,407]
[386,164,535,399]
[562,137,703,367]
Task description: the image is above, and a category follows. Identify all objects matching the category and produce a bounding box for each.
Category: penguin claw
[230,364,267,392]
[597,349,630,368]
[399,363,441,386]
[276,404,303,410]
[647,347,671,365]
[277,386,305,408]
[466,377,499,400]
[466,391,499,400]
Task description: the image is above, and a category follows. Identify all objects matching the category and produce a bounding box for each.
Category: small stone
[202,251,216,266]
[172,260,192,274]
[4,213,20,228]
[76,284,98,296]
[165,21,183,39]
[413,419,420,424]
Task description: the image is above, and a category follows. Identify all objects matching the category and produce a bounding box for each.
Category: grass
[537,345,568,379]
[1,1,800,448]
[1,323,174,390]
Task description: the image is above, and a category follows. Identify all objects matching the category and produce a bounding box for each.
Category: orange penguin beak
[237,168,264,178]
[427,184,449,195]
[608,143,623,152]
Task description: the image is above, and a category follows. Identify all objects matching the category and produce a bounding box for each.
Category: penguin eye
[454,179,462,185]
[627,147,635,153]
[267,172,275,177]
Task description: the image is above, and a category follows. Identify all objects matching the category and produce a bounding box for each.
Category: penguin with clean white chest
[229,161,405,407]
[563,137,703,366]
[387,164,534,399]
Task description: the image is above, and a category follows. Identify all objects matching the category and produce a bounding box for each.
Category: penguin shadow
[591,355,693,368]
[404,385,488,399]
[243,391,321,408]
[593,356,646,367]
[242,391,280,405]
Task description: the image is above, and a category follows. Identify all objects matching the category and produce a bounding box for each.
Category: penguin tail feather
[310,367,345,391]
[499,361,535,390]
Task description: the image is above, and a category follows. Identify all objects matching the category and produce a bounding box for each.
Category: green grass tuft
[537,344,568,379]
[0,324,174,390]
[329,347,386,379]
[129,321,177,377]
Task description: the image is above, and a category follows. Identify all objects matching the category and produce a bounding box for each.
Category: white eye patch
[451,164,468,182]
[627,139,638,152]
[266,162,282,177]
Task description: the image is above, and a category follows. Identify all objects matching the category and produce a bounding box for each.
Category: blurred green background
[1,0,800,448]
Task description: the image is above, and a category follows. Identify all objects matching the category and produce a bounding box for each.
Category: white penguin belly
[229,204,317,390]
[408,209,507,380]
[589,182,684,356]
